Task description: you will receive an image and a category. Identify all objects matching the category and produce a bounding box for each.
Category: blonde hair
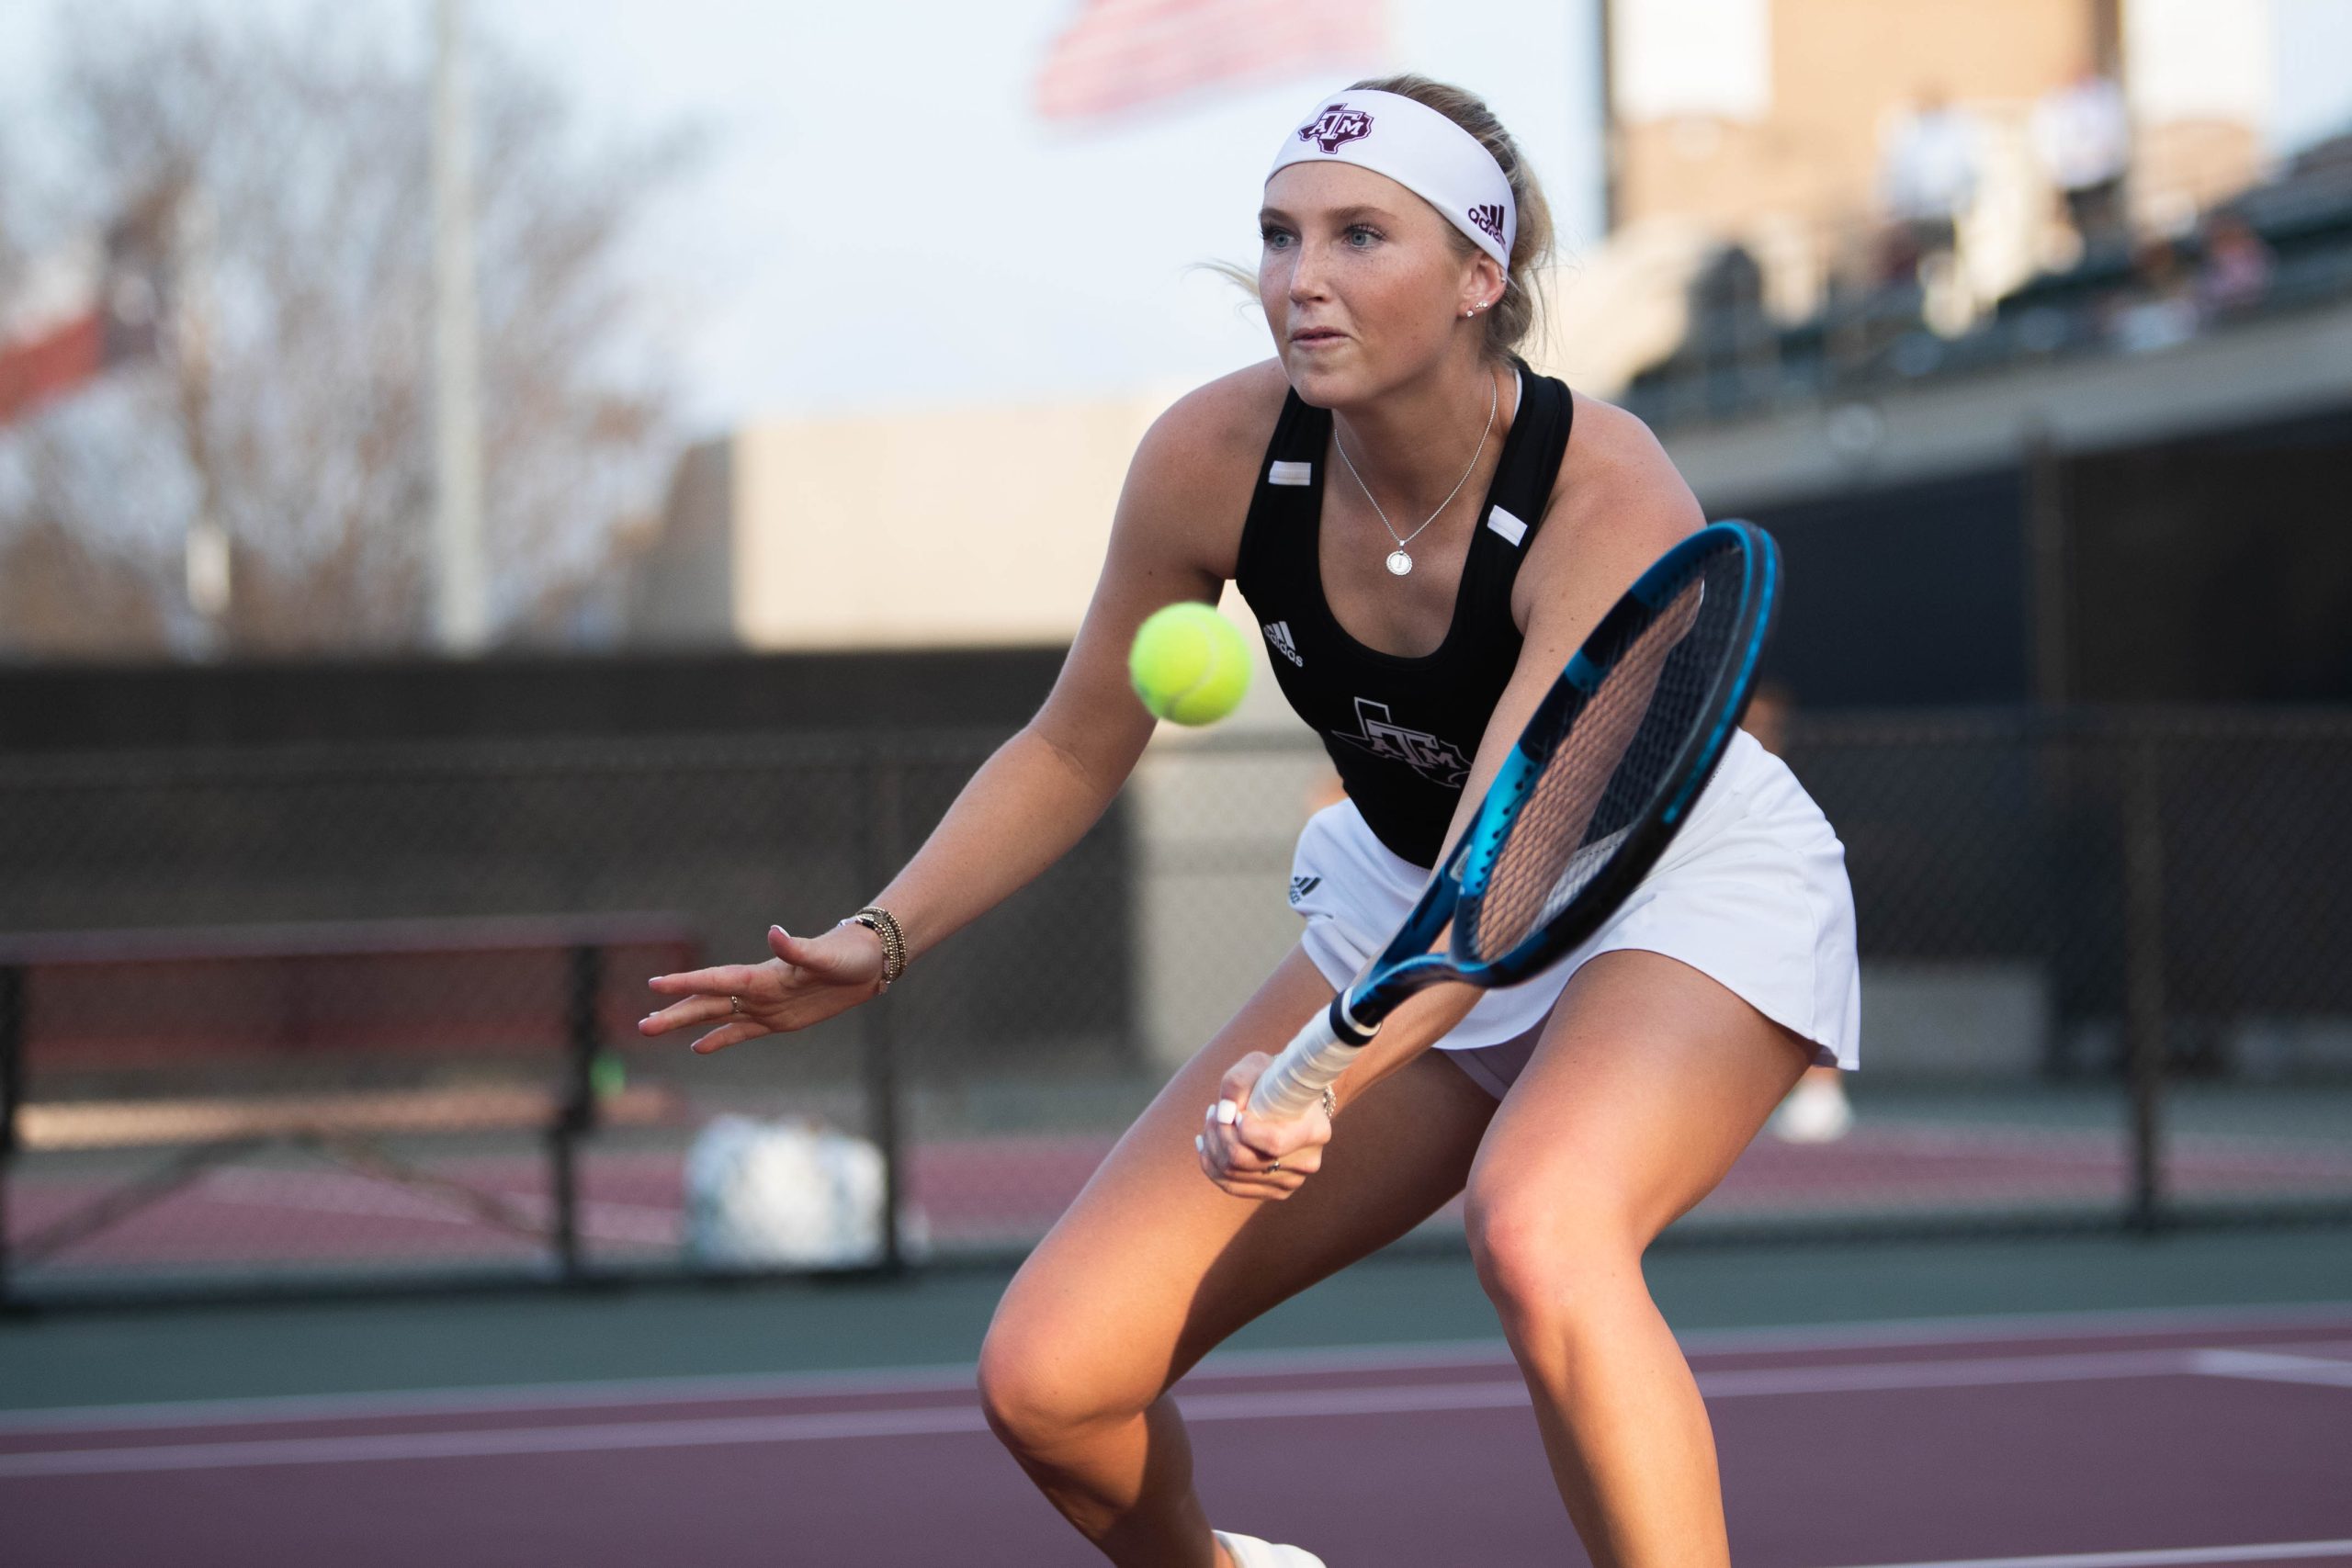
[1345,73,1555,362]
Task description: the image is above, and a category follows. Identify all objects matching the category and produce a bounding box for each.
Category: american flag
[0,192,172,430]
[0,313,109,429]
[1035,0,1388,126]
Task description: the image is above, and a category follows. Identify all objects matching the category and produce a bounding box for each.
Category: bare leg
[1464,950,1814,1567]
[980,947,1498,1567]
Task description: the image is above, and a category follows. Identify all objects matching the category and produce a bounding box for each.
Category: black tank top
[1235,363,1575,868]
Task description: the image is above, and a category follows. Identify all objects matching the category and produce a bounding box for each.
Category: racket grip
[1249,1004,1370,1122]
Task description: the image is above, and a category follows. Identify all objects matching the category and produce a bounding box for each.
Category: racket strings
[1464,556,1745,962]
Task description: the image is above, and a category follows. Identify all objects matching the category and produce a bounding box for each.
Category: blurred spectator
[1877,88,1984,282]
[2032,63,2131,251]
[2107,234,2199,354]
[1681,241,1771,414]
[2195,212,2274,318]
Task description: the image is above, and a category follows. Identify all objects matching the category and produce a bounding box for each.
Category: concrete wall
[728,392,1181,651]
[1126,736,1333,1068]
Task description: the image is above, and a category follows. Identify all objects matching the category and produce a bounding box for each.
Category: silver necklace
[1331,370,1498,578]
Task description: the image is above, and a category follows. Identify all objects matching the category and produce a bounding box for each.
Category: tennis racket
[1249,519,1782,1120]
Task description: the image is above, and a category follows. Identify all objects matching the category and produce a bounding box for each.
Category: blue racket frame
[1249,521,1781,1119]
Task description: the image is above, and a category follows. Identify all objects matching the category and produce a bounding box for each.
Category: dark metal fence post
[2024,429,2071,713]
[2120,728,2170,1232]
[864,751,907,1273]
[0,964,23,1304]
[554,942,599,1281]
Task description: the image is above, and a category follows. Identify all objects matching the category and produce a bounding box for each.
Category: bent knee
[977,1317,1158,1459]
[1463,1179,1647,1336]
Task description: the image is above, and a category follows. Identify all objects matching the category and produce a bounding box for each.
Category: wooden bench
[0,914,701,1296]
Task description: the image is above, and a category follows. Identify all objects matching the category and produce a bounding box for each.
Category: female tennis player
[642,76,1858,1568]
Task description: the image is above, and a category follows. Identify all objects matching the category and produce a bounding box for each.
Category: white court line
[0,1383,1534,1478]
[2189,1348,2352,1389]
[1694,1348,2199,1398]
[1828,1539,2352,1568]
[1670,1301,2352,1357]
[7,1299,2347,1438]
[0,1359,986,1436]
[0,1403,1000,1476]
[1,1305,2338,1438]
[0,1344,2261,1478]
[2218,1338,2352,1361]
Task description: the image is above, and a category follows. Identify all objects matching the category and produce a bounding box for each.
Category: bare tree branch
[0,0,702,658]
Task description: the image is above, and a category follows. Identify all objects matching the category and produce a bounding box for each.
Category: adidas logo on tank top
[1233,362,1575,868]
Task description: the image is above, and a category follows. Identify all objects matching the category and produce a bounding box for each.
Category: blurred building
[617,0,2350,702]
[618,387,1316,739]
[1591,0,2345,386]
[628,395,1159,651]
[1590,0,2352,715]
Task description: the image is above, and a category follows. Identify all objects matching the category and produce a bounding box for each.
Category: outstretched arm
[641,375,1269,1053]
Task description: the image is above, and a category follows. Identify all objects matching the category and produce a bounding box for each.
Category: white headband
[1267,89,1517,271]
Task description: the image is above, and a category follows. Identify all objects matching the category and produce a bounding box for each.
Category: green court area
[6,1228,2349,1416]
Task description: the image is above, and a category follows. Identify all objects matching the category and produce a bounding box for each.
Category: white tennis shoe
[1770,1075,1854,1143]
[1214,1529,1328,1568]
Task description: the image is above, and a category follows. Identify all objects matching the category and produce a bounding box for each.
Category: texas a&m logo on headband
[1299,104,1373,154]
[1466,204,1507,246]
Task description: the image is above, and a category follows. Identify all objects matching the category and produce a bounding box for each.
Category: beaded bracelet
[844,906,908,990]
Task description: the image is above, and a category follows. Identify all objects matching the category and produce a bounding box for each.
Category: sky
[473,0,1606,427]
[0,0,1602,434]
[2271,0,2352,152]
[6,1,2350,437]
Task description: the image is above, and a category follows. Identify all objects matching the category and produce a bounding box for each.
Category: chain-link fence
[3,707,2348,1303]
[1704,709,2352,1236]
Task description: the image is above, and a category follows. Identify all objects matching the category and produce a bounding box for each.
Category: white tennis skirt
[1289,728,1860,1088]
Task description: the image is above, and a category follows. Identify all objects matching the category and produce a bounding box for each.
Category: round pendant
[1385,549,1414,577]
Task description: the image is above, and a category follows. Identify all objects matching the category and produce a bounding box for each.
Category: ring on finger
[1267,1159,1284,1173]
[729,995,744,1016]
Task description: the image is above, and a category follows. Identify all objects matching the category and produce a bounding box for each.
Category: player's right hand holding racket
[639,923,887,1055]
[1201,522,1781,1190]
[1196,1050,1337,1201]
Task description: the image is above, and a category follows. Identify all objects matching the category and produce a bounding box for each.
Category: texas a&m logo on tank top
[1331,697,1472,790]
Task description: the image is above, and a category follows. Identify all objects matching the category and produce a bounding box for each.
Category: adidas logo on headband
[1299,104,1373,154]
[1466,204,1507,246]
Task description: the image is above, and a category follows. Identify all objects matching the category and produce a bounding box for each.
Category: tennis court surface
[6,1234,2347,1567]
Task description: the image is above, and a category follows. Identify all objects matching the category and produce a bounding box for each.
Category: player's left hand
[1194,1052,1333,1201]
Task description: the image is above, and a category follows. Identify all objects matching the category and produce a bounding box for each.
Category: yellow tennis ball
[1129,603,1250,725]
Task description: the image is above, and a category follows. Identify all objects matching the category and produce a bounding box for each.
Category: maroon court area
[6,1308,2349,1567]
[15,1122,2352,1280]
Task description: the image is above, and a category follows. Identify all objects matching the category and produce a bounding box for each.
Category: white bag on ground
[682,1115,914,1268]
